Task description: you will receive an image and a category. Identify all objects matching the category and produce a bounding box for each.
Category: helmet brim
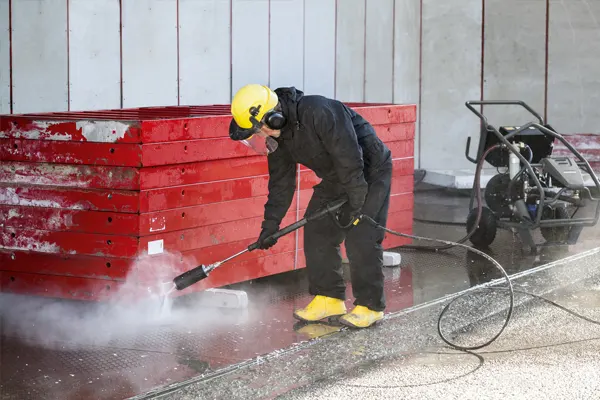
[229,118,258,141]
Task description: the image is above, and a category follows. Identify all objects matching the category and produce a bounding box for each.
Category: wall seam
[480,0,485,105]
[176,0,180,105]
[66,0,70,111]
[544,0,550,122]
[334,0,338,99]
[8,0,12,113]
[294,165,301,270]
[268,0,271,87]
[362,0,367,102]
[302,0,306,91]
[417,0,423,169]
[391,0,396,104]
[229,0,233,99]
[119,0,124,108]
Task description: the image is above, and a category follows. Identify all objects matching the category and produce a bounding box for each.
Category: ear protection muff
[263,109,287,130]
[249,105,287,131]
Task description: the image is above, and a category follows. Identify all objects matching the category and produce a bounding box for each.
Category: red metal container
[0,103,417,301]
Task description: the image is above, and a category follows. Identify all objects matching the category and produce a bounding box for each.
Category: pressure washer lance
[168,198,348,293]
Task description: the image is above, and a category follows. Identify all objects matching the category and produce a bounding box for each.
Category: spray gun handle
[247,198,348,252]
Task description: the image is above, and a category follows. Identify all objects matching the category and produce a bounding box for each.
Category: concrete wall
[422,0,600,180]
[548,0,600,135]
[0,0,599,175]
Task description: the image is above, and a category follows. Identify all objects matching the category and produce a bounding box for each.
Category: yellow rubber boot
[339,305,384,328]
[293,295,347,322]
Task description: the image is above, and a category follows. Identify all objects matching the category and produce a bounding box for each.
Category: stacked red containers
[0,103,416,301]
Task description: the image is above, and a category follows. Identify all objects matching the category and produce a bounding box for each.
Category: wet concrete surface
[280,259,600,400]
[2,186,600,400]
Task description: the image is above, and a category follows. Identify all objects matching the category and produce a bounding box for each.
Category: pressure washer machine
[464,100,600,250]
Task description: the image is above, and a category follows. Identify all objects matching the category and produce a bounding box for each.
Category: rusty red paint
[2,104,416,145]
[139,175,271,212]
[0,103,417,300]
[1,162,141,190]
[391,175,415,194]
[0,271,125,301]
[0,118,142,143]
[1,205,139,235]
[138,116,415,144]
[0,249,132,280]
[1,228,139,257]
[0,138,143,166]
[3,103,415,121]
[136,190,413,237]
[387,140,415,158]
[141,137,256,166]
[177,235,296,266]
[374,123,416,142]
[355,105,417,125]
[391,157,417,175]
[140,116,232,142]
[0,184,140,213]
[139,213,297,255]
[140,156,269,189]
[139,195,294,235]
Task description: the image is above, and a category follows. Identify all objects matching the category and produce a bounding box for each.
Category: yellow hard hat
[231,84,279,130]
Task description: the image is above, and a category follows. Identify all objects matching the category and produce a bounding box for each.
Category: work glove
[338,188,367,228]
[257,220,279,250]
[337,203,361,228]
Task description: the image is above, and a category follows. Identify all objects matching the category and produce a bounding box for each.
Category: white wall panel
[0,0,9,114]
[483,0,546,128]
[303,0,335,97]
[12,0,68,113]
[69,0,121,111]
[393,0,421,167]
[393,0,420,105]
[365,0,394,103]
[231,0,269,96]
[335,0,366,102]
[122,0,178,108]
[548,0,600,134]
[270,0,304,90]
[179,0,231,105]
[420,0,482,171]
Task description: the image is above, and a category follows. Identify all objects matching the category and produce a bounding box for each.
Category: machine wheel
[466,206,498,248]
[540,205,571,244]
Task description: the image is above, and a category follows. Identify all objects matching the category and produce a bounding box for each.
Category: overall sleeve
[262,146,297,230]
[312,104,368,211]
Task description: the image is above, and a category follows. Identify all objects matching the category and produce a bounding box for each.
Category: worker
[228,84,393,328]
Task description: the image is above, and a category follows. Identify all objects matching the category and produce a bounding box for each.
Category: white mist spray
[0,251,251,351]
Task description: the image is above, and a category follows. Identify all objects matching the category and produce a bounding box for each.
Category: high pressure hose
[357,142,600,351]
[397,143,502,252]
[363,212,600,351]
[360,213,514,350]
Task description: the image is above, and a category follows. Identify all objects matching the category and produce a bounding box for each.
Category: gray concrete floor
[281,281,600,400]
[154,249,600,400]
